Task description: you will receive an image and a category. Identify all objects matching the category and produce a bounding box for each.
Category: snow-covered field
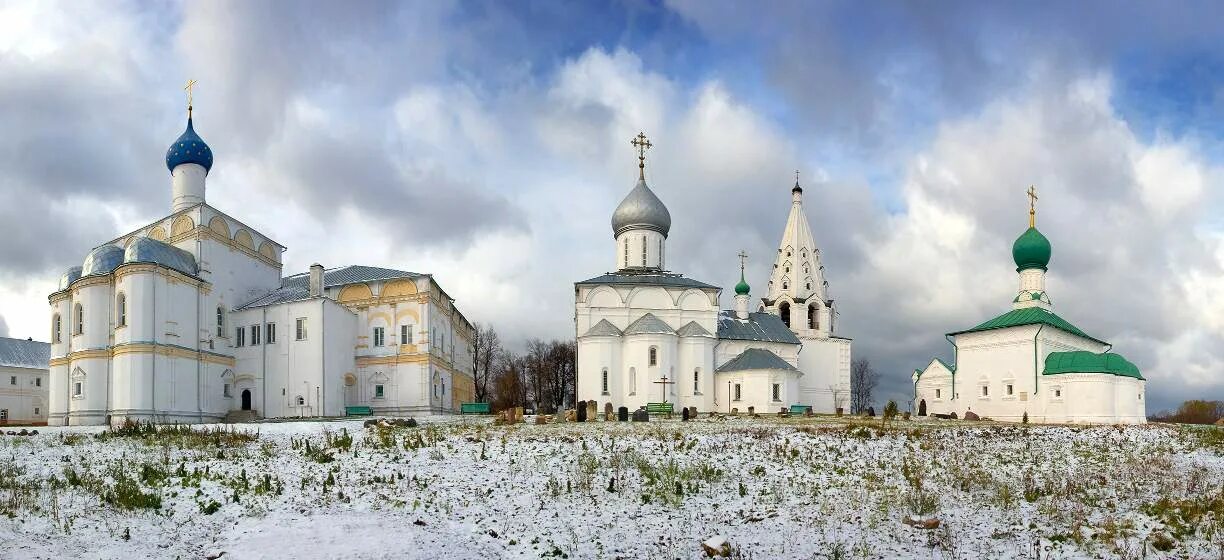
[0,416,1221,559]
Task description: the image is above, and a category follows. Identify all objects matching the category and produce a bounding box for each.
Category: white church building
[47,95,474,426]
[912,191,1145,424]
[574,134,851,414]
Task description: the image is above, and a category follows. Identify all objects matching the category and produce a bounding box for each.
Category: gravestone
[963,411,980,421]
[587,400,598,421]
[515,407,525,423]
[617,406,629,422]
[948,411,958,420]
[632,407,649,422]
[576,403,587,422]
[731,407,739,415]
[747,406,755,416]
[682,407,690,421]
[535,415,548,425]
[689,406,698,418]
[805,408,814,418]
[605,402,614,421]
[866,407,876,417]
[778,407,788,417]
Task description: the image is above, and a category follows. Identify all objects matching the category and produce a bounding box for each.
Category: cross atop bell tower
[631,132,652,180]
[1027,185,1039,228]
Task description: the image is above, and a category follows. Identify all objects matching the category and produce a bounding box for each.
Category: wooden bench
[645,402,674,417]
[789,404,812,416]
[345,406,373,417]
[460,402,491,415]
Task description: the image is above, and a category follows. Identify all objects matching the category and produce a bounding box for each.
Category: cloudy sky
[2,1,1223,410]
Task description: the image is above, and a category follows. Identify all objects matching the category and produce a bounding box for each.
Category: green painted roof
[734,270,750,296]
[1012,227,1051,271]
[1044,351,1144,380]
[948,307,1106,345]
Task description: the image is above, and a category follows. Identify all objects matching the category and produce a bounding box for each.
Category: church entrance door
[918,399,926,416]
[241,389,252,411]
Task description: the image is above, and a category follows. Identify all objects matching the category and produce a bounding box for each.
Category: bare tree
[850,358,880,414]
[829,384,848,413]
[471,323,501,403]
[520,338,577,414]
[491,351,528,412]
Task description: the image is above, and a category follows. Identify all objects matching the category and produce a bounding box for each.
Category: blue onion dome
[1012,227,1052,271]
[735,270,750,295]
[58,266,83,290]
[81,245,125,276]
[612,178,672,237]
[125,237,199,276]
[165,117,213,173]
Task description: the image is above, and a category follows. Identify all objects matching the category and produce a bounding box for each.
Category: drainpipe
[261,305,268,419]
[1032,324,1046,395]
[151,271,157,422]
[944,334,957,401]
[320,298,326,418]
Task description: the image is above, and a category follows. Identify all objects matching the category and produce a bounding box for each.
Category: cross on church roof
[631,131,652,180]
[184,79,198,118]
[1027,185,1039,227]
[738,250,748,272]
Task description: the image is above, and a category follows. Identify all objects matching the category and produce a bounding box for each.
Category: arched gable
[676,289,711,311]
[338,283,373,303]
[148,227,167,241]
[394,308,420,323]
[587,286,622,308]
[626,286,671,310]
[382,279,418,298]
[258,242,278,262]
[208,216,231,238]
[367,311,393,327]
[233,229,255,250]
[171,215,195,237]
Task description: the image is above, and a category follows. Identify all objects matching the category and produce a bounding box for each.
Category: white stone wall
[713,369,799,415]
[795,336,852,413]
[614,230,666,270]
[0,365,48,424]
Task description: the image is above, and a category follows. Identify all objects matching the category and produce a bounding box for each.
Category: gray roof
[582,319,623,337]
[237,265,423,311]
[576,271,718,290]
[125,237,199,276]
[676,321,713,337]
[612,178,671,237]
[623,313,675,335]
[716,311,801,344]
[82,245,125,276]
[58,266,82,290]
[716,348,802,375]
[0,337,50,370]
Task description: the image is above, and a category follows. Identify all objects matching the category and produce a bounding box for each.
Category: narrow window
[236,327,245,347]
[601,368,609,394]
[35,378,41,387]
[648,347,657,366]
[772,383,781,401]
[116,293,126,327]
[693,369,699,394]
[641,236,646,266]
[0,410,6,421]
[52,314,61,343]
[401,324,411,345]
[375,384,384,398]
[74,304,84,335]
[1055,389,1061,398]
[1006,384,1014,396]
[296,318,307,340]
[296,395,305,406]
[9,376,15,386]
[373,327,385,347]
[251,324,261,345]
[73,382,83,397]
[629,368,637,394]
[734,383,742,401]
[266,323,276,344]
[935,388,941,399]
[659,239,663,268]
[34,407,39,416]
[216,306,225,337]
[223,384,232,398]
[982,386,989,397]
[623,238,629,267]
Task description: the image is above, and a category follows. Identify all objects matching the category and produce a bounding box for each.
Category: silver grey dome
[124,237,198,276]
[611,178,671,237]
[81,245,125,276]
[58,266,83,290]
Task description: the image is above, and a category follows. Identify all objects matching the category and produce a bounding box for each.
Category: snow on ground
[0,416,1221,559]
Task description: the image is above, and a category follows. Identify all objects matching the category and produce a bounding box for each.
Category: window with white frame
[0,410,6,421]
[223,384,232,398]
[73,382,83,398]
[374,384,384,398]
[8,376,14,386]
[1006,384,1014,396]
[52,314,61,343]
[734,383,742,401]
[295,318,307,340]
[266,322,276,344]
[648,347,657,366]
[373,327,385,347]
[250,324,261,345]
[236,327,245,347]
[116,293,126,327]
[981,385,989,397]
[401,324,412,345]
[772,383,781,402]
[216,306,225,337]
[629,367,637,395]
[34,407,39,416]
[74,303,83,335]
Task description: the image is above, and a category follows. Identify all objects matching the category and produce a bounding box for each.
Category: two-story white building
[0,337,50,425]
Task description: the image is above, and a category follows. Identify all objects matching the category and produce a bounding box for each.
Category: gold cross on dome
[737,250,748,272]
[795,169,800,186]
[184,79,198,117]
[1027,185,1039,227]
[630,131,652,179]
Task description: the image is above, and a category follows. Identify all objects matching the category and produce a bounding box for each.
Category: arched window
[73,304,84,335]
[648,347,658,366]
[629,367,637,395]
[116,293,126,327]
[52,314,61,343]
[779,302,791,327]
[601,368,609,393]
[216,306,225,337]
[296,395,305,406]
[808,304,818,330]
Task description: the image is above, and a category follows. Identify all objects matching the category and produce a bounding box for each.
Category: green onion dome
[1012,227,1051,271]
[734,271,750,295]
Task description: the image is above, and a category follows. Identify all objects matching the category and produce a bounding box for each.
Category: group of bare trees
[850,358,880,414]
[472,323,576,414]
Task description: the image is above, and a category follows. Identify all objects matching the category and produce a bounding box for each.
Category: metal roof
[948,307,1104,345]
[582,319,624,337]
[236,265,423,310]
[623,313,675,335]
[125,237,199,276]
[716,311,800,344]
[611,178,672,237]
[82,245,125,276]
[716,348,801,375]
[0,337,49,370]
[1044,351,1143,380]
[576,271,718,290]
[676,321,713,337]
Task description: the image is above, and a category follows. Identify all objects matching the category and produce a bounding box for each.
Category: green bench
[789,404,812,415]
[345,406,373,417]
[460,402,491,415]
[646,402,674,416]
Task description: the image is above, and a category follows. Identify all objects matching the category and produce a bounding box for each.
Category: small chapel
[46,87,476,426]
[574,134,852,414]
[912,188,1146,424]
